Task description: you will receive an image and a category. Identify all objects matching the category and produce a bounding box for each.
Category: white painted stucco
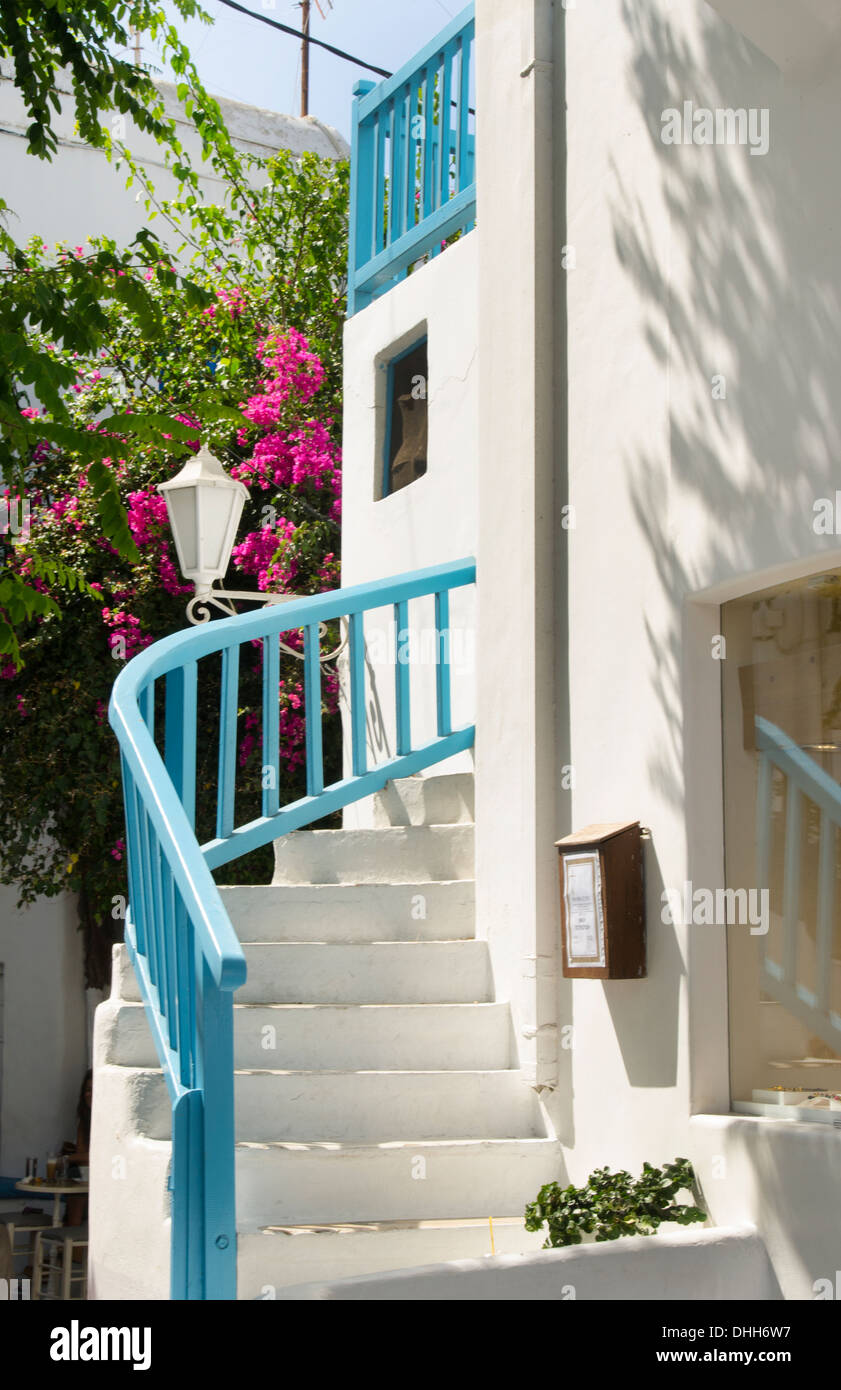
[704,0,841,79]
[0,59,348,255]
[272,1224,780,1301]
[0,885,89,1179]
[340,233,478,826]
[470,0,841,1300]
[332,0,841,1299]
[85,0,841,1300]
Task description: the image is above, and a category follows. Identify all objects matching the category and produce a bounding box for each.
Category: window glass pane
[723,572,841,1116]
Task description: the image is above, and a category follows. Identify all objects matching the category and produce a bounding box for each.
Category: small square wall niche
[382,337,428,497]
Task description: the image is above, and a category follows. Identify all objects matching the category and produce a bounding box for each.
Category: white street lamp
[158,445,286,624]
[158,446,346,665]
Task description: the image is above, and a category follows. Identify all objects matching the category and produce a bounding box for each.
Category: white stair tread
[234,1135,558,1225]
[372,773,475,828]
[237,1216,547,1297]
[112,939,494,1007]
[272,825,474,885]
[218,880,475,943]
[210,940,493,1006]
[258,1216,536,1234]
[122,1064,547,1142]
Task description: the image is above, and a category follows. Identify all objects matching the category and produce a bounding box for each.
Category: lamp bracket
[186,585,347,666]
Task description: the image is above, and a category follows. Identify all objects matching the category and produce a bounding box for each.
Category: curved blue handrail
[108,557,476,1299]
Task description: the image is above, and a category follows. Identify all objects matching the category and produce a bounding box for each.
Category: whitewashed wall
[340,233,478,826]
[474,0,841,1299]
[0,59,347,254]
[0,886,90,1178]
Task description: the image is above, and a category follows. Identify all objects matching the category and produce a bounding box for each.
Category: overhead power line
[214,0,392,79]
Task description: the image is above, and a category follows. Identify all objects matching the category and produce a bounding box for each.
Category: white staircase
[91,773,558,1299]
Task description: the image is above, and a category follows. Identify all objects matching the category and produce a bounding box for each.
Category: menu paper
[563,851,606,967]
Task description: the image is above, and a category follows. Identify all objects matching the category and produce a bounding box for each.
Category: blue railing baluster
[394,599,411,756]
[435,590,452,737]
[262,635,280,818]
[199,956,237,1300]
[304,623,324,797]
[150,829,170,1024]
[109,557,476,1301]
[423,63,436,221]
[122,769,147,957]
[440,41,453,207]
[375,113,387,258]
[349,611,367,777]
[216,645,239,841]
[161,857,178,1051]
[348,78,377,317]
[166,663,197,829]
[389,96,404,245]
[407,85,417,230]
[174,891,195,1090]
[138,807,159,991]
[457,33,471,194]
[347,4,475,314]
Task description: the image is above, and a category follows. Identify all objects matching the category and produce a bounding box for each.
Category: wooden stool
[32,1225,88,1300]
[0,1211,51,1264]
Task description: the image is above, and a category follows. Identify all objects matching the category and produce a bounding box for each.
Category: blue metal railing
[347,3,475,317]
[108,558,476,1299]
[755,716,841,1055]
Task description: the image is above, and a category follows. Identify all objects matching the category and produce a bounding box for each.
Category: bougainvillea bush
[0,150,348,986]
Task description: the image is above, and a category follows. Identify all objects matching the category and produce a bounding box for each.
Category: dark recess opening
[384,339,428,496]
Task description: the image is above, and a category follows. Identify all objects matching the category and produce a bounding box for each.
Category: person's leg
[64,1196,84,1226]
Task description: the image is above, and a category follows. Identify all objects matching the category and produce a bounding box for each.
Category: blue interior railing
[108,558,477,1299]
[755,716,841,1055]
[347,3,476,317]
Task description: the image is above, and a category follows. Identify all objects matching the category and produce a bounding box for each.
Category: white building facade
[342,0,841,1299]
[84,0,841,1302]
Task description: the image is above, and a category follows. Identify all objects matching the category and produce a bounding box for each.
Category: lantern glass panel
[166,487,198,574]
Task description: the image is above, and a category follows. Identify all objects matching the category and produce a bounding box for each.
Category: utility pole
[300,0,310,117]
[132,26,142,68]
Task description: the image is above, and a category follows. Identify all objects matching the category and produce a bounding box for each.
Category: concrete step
[231,1068,545,1141]
[113,939,493,1006]
[103,999,513,1070]
[372,774,475,828]
[272,825,474,885]
[235,1137,558,1228]
[217,880,475,943]
[238,940,493,1005]
[129,1066,546,1142]
[238,1217,548,1297]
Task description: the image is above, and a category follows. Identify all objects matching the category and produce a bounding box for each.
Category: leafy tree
[0,148,348,986]
[0,0,275,660]
[0,2,351,983]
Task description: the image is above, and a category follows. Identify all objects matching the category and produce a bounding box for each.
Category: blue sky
[151,0,461,141]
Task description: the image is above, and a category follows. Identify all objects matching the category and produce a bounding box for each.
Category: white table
[15,1179,88,1227]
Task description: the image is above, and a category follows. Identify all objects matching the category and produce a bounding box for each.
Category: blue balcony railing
[347,3,475,317]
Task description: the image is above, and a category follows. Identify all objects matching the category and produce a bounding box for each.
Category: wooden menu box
[555,821,646,979]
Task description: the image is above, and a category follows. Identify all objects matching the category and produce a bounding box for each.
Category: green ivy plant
[525,1159,706,1248]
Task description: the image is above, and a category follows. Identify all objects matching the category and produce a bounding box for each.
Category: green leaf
[87,462,140,563]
